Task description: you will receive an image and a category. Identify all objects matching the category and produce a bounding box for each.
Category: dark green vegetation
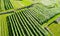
[6,3,60,36]
[7,11,49,36]
[7,7,51,36]
[3,0,13,10]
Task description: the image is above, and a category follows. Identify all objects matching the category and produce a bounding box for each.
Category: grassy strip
[1,0,5,11]
[0,14,10,36]
[42,14,60,27]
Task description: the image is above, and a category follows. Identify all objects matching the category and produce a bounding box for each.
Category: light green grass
[48,23,60,36]
[0,14,10,36]
[10,0,32,9]
[1,0,5,11]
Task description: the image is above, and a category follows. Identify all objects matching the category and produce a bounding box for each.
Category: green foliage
[7,9,51,36]
[0,0,60,36]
